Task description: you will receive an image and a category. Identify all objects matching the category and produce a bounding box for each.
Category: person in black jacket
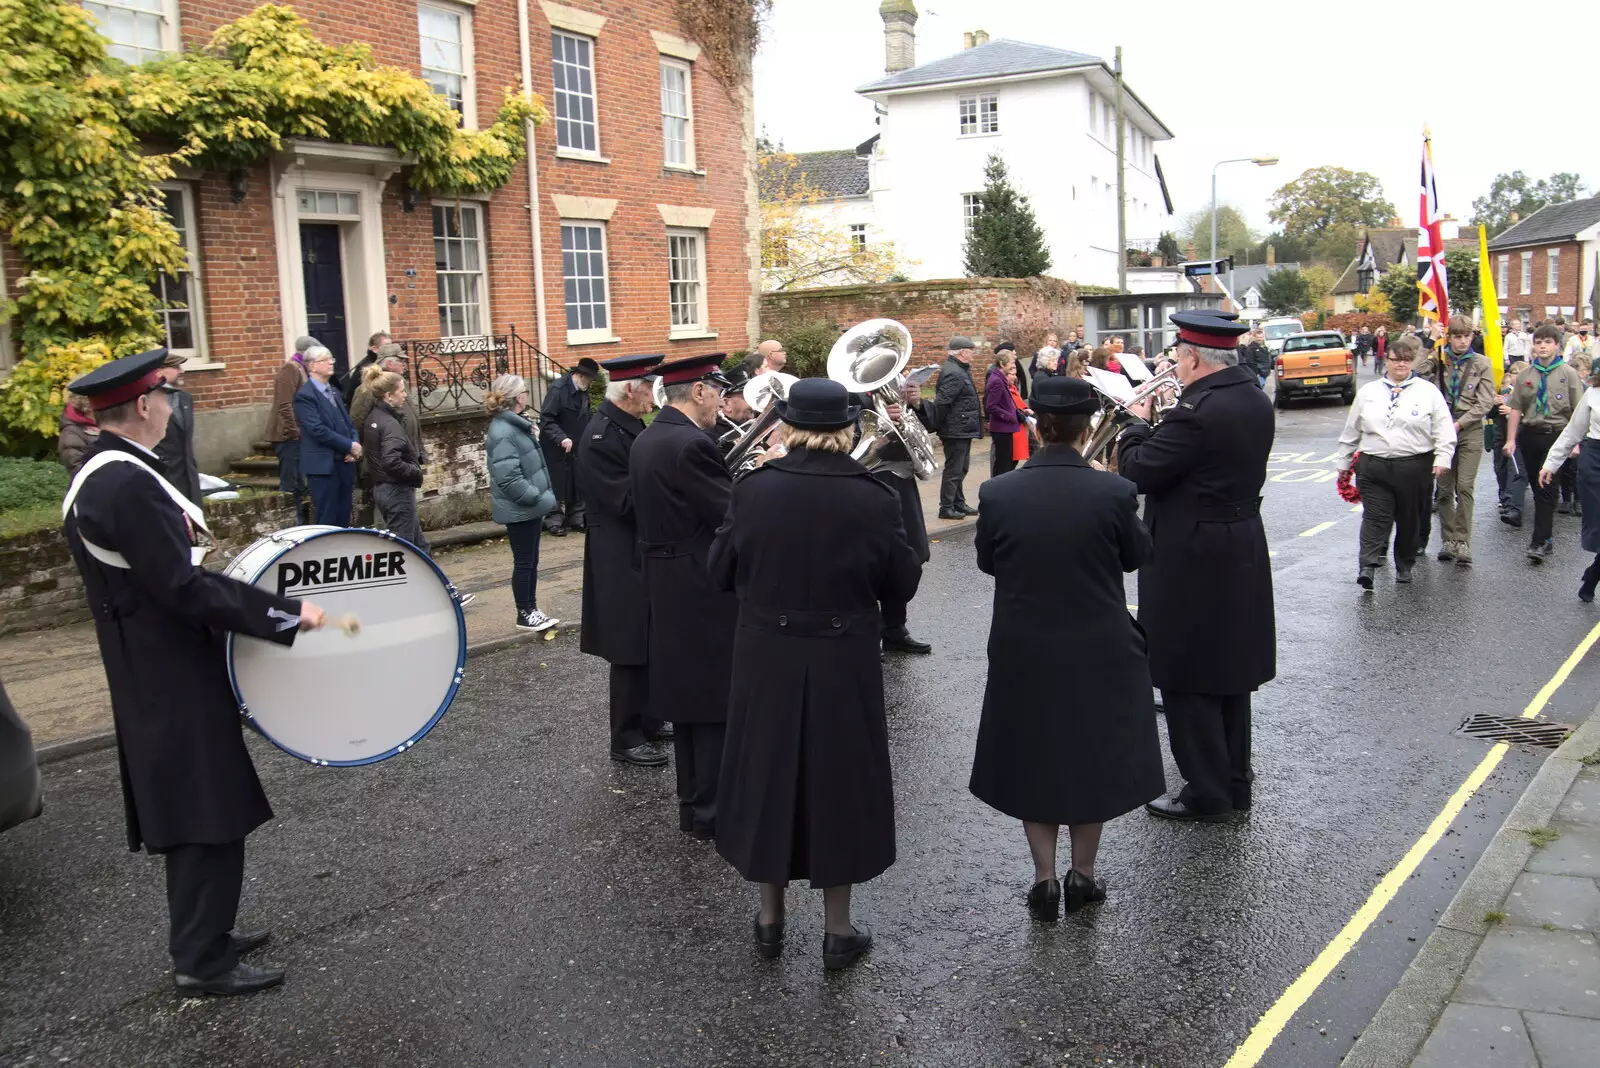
[934,337,981,519]
[154,352,202,504]
[1239,328,1272,388]
[359,370,427,552]
[971,376,1164,920]
[342,330,392,405]
[1118,311,1276,823]
[711,379,922,971]
[539,357,599,535]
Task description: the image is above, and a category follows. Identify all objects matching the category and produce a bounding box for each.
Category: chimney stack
[1185,241,1196,262]
[972,29,990,46]
[880,0,918,74]
[962,31,974,49]
[1266,244,1275,267]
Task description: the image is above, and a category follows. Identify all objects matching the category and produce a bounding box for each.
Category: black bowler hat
[68,348,168,411]
[1170,310,1249,348]
[1030,376,1099,415]
[599,354,664,381]
[776,379,860,430]
[994,340,1016,354]
[657,351,731,388]
[573,357,601,377]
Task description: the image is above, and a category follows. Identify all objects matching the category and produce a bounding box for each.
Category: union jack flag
[1417,130,1450,324]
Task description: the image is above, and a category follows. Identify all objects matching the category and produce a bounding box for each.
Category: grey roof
[757,149,870,201]
[858,38,1099,93]
[1230,262,1300,296]
[1489,194,1600,250]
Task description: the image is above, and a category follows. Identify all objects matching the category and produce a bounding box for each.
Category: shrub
[774,317,840,379]
[0,456,70,512]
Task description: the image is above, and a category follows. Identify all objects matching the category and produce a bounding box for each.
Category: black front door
[300,223,349,379]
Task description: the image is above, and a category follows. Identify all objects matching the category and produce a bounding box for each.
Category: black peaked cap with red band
[68,348,168,411]
[599,353,665,381]
[656,352,731,388]
[1171,310,1249,348]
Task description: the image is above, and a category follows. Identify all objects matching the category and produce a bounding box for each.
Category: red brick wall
[1496,240,1586,316]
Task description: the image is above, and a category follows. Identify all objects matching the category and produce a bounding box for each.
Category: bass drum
[223,526,466,766]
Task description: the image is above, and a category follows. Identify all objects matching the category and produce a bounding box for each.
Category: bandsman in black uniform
[1118,311,1277,822]
[629,353,739,839]
[575,354,669,768]
[850,381,935,655]
[60,349,327,996]
[539,356,599,536]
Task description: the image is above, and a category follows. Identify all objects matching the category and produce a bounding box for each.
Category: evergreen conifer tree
[963,153,1052,278]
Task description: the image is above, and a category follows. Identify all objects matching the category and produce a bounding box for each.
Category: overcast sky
[752,0,1593,241]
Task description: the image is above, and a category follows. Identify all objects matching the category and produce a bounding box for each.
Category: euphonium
[826,318,939,480]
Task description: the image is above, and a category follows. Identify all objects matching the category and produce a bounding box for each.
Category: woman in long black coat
[709,380,922,972]
[970,376,1165,920]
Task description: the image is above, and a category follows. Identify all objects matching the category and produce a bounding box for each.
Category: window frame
[1497,254,1509,300]
[82,0,179,65]
[1547,248,1560,294]
[849,223,867,251]
[418,1,477,130]
[958,93,999,136]
[552,30,602,159]
[666,227,709,338]
[1520,251,1533,295]
[153,182,209,366]
[659,56,696,170]
[432,200,493,340]
[962,193,983,235]
[560,220,614,344]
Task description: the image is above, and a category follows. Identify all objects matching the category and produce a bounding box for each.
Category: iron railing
[399,328,570,419]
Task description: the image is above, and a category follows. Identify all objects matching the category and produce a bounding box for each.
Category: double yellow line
[1222,618,1600,1067]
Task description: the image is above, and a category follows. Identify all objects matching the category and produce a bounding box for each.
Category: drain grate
[1456,713,1573,749]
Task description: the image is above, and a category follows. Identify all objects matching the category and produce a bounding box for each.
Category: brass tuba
[827,319,940,480]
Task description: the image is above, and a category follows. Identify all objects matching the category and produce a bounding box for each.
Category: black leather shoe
[1356,567,1375,590]
[174,962,285,997]
[647,723,674,742]
[822,923,874,971]
[1501,508,1523,528]
[687,824,714,842]
[882,632,932,655]
[1580,564,1599,603]
[957,503,980,516]
[1065,870,1107,913]
[546,525,567,537]
[937,509,963,520]
[610,743,667,767]
[678,807,694,833]
[1026,877,1060,922]
[1528,540,1554,564]
[1145,795,1229,823]
[230,929,271,956]
[753,913,785,960]
[1558,501,1573,515]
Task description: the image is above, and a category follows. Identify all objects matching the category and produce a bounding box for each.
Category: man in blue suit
[292,346,360,527]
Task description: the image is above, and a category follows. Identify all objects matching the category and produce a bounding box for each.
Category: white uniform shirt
[1503,331,1529,360]
[1335,375,1457,471]
[1541,387,1600,475]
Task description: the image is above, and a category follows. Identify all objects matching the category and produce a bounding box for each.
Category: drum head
[227,529,466,765]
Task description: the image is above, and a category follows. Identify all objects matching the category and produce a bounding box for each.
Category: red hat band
[1176,327,1242,349]
[88,370,164,410]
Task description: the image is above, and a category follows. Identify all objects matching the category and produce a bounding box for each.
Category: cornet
[723,371,798,475]
[1082,364,1181,465]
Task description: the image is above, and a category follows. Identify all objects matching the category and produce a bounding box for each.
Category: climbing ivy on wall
[0,1,546,454]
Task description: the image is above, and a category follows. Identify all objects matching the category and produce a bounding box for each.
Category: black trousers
[1518,426,1561,544]
[608,663,661,752]
[990,434,1018,478]
[162,839,245,979]
[673,722,726,835]
[374,483,427,552]
[939,437,973,510]
[880,599,907,634]
[1162,691,1253,816]
[1356,453,1434,568]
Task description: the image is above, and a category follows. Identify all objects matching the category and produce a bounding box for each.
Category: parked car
[1,678,43,834]
[1259,316,1306,357]
[1274,331,1356,409]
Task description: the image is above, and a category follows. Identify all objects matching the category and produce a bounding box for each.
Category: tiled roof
[1488,194,1600,250]
[1333,228,1416,293]
[1229,262,1300,296]
[758,149,870,201]
[858,38,1099,93]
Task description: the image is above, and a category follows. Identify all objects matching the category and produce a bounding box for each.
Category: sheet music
[1085,367,1136,403]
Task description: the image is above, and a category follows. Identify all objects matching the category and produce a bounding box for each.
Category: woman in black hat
[709,379,922,972]
[969,376,1165,920]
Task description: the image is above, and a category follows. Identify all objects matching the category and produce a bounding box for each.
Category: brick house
[1487,195,1600,325]
[2,0,759,470]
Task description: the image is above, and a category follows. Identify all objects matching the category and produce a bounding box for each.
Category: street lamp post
[1211,156,1279,305]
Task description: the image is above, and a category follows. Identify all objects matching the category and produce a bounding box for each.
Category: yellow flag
[1478,225,1505,390]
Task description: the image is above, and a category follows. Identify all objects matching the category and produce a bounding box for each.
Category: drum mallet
[337,614,362,637]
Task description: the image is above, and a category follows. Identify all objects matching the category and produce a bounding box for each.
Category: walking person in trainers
[1505,324,1587,564]
[1336,335,1455,590]
[1537,377,1600,601]
[934,337,981,519]
[970,377,1165,921]
[576,354,669,768]
[1433,316,1497,567]
[484,375,560,633]
[710,379,922,971]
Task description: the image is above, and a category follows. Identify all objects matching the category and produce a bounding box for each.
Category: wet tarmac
[3,368,1599,1067]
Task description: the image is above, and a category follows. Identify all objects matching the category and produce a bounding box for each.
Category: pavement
[5,444,993,753]
[5,373,1600,1066]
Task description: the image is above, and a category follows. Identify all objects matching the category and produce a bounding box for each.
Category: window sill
[664,163,706,176]
[957,131,1001,140]
[668,329,718,341]
[556,148,611,164]
[180,359,225,372]
[566,333,622,346]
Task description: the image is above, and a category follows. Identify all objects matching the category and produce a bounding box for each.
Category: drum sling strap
[62,449,212,568]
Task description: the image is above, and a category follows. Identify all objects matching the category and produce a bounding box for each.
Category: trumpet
[1083,364,1181,465]
[827,318,940,480]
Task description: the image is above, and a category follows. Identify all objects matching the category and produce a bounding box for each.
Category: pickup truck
[1273,330,1356,409]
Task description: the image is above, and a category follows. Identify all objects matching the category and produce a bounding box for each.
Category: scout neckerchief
[1384,374,1415,426]
[1530,355,1565,416]
[1447,349,1475,406]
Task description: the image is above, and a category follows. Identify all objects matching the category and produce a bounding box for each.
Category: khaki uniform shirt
[1438,352,1497,431]
[1510,361,1587,430]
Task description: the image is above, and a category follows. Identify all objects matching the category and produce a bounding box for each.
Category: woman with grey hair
[484,374,560,631]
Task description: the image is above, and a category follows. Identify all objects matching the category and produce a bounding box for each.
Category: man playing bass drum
[1117,311,1276,823]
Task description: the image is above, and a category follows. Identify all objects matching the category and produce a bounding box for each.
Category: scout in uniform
[628,353,739,839]
[1433,315,1497,566]
[61,349,327,996]
[1117,312,1276,822]
[1504,324,1587,562]
[574,354,669,768]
